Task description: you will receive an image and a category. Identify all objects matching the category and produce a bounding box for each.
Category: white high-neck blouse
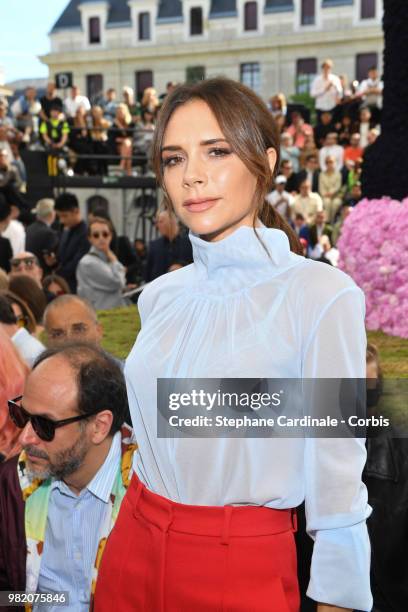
[125,225,372,611]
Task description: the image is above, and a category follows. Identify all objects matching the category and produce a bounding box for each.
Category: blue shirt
[34,432,121,612]
[125,224,372,610]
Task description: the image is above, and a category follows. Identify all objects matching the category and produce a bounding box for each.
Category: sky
[0,0,70,84]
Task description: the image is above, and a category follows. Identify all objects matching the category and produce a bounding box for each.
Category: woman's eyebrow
[161,138,229,153]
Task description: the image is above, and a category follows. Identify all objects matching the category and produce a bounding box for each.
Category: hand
[102,245,117,263]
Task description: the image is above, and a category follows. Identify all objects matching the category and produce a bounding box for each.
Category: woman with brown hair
[90,105,110,174]
[8,275,46,337]
[95,78,371,612]
[108,103,135,175]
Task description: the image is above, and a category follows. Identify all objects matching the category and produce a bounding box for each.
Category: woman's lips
[183,198,220,213]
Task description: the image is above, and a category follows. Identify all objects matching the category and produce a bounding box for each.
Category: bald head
[44,295,103,346]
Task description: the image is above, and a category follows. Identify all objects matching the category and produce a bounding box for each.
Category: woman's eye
[162,155,183,167]
[209,148,232,157]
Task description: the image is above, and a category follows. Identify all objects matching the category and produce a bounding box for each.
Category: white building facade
[40,0,383,102]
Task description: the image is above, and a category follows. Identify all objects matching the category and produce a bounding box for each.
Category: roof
[51,0,251,29]
[51,0,131,32]
[51,0,314,31]
[157,0,182,21]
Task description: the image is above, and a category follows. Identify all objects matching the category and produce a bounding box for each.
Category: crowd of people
[0,81,177,177]
[0,58,381,279]
[266,59,382,266]
[1,67,404,612]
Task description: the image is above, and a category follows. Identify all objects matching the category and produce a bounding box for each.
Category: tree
[362,0,408,200]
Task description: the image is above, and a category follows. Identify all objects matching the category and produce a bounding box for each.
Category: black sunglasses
[91,231,110,239]
[8,396,101,442]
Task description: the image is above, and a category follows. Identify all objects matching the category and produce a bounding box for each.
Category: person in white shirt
[310,235,340,267]
[357,67,383,123]
[64,85,91,119]
[266,175,294,220]
[1,213,25,256]
[311,59,342,120]
[319,132,344,172]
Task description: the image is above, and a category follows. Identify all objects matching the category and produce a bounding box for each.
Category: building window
[138,12,150,40]
[240,63,260,94]
[356,53,378,82]
[361,0,376,19]
[89,17,101,44]
[244,2,258,31]
[190,7,203,36]
[301,0,315,26]
[186,66,206,84]
[296,58,317,93]
[135,71,153,101]
[86,74,103,103]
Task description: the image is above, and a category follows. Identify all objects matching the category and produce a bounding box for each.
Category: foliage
[98,306,408,378]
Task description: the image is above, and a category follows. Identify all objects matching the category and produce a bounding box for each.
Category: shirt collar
[188,224,302,292]
[51,431,122,503]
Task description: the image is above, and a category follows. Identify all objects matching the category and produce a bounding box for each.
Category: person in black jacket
[54,192,89,292]
[295,154,320,193]
[144,210,193,282]
[25,199,59,274]
[0,195,12,272]
[363,344,408,612]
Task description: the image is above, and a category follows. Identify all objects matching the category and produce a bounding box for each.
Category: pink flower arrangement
[338,197,408,338]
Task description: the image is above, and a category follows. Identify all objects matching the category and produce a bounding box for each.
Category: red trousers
[94,474,300,612]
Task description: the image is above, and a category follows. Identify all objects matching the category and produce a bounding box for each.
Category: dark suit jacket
[0,456,25,611]
[0,236,12,273]
[296,169,320,193]
[308,223,333,248]
[57,221,89,292]
[25,220,59,271]
[145,233,193,282]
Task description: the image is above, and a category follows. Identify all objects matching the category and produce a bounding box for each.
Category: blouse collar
[189,224,302,291]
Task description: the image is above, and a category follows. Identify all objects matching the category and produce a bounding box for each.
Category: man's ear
[266,147,277,175]
[90,409,113,444]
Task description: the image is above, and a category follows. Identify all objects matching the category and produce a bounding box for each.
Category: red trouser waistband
[127,473,297,542]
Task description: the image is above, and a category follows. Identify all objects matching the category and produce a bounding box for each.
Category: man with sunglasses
[9,251,43,287]
[0,343,136,610]
[9,250,56,304]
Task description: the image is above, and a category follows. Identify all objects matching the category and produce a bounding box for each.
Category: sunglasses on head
[10,257,36,269]
[8,396,102,442]
[91,231,110,239]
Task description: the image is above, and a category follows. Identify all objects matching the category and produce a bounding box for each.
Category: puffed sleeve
[302,286,373,611]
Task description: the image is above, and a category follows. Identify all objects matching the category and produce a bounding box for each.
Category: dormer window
[244,2,257,31]
[301,0,315,26]
[89,17,101,44]
[361,0,375,19]
[139,12,151,40]
[190,7,203,36]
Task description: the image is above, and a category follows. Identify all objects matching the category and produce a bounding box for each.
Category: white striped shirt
[34,432,121,611]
